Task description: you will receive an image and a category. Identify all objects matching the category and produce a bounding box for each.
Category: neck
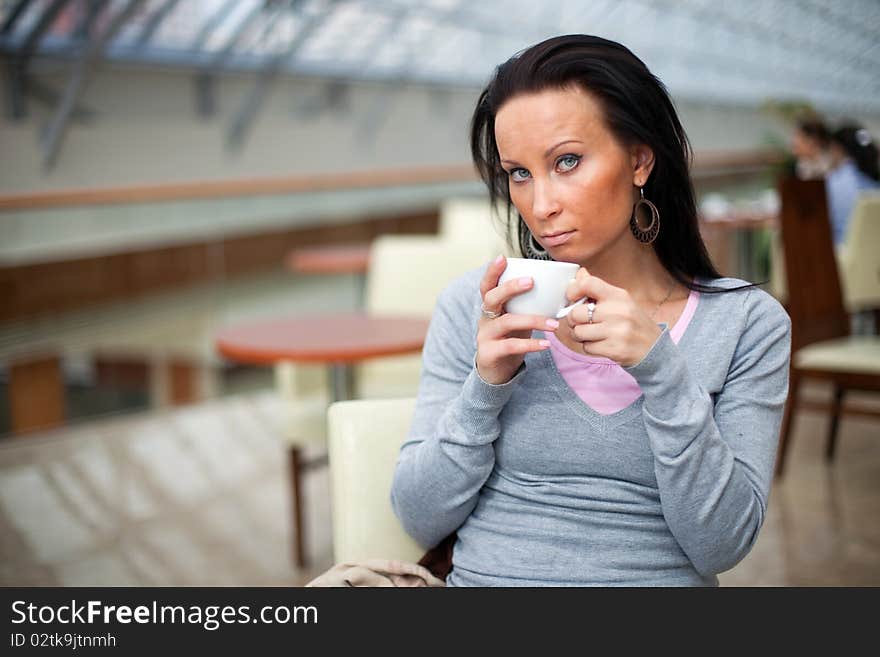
[580,231,676,304]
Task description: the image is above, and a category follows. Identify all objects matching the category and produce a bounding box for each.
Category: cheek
[571,163,634,219]
[508,183,532,218]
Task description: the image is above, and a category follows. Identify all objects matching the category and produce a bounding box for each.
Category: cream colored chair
[327,397,424,563]
[277,231,492,563]
[356,234,490,399]
[273,362,329,449]
[838,193,880,313]
[768,226,787,305]
[438,197,516,259]
[240,361,331,569]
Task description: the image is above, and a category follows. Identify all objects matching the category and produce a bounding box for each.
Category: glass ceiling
[1,0,879,114]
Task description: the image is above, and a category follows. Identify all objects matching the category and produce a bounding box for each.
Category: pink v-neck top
[547,289,700,415]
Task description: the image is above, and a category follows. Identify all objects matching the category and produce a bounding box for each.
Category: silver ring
[480,303,503,320]
[586,300,596,324]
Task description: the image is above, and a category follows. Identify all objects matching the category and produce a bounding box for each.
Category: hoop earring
[519,220,551,260]
[630,187,660,244]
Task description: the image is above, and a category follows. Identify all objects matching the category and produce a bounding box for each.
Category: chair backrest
[438,197,514,258]
[777,177,850,352]
[365,234,489,316]
[327,397,424,563]
[838,192,880,312]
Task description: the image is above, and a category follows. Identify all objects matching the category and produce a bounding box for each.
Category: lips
[540,230,575,247]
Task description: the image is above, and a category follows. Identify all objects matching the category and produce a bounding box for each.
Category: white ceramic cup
[498,258,579,318]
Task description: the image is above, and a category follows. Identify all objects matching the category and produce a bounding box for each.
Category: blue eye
[556,154,580,172]
[509,168,530,182]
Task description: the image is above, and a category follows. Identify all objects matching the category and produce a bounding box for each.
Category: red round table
[215,312,429,401]
[285,243,371,275]
[215,312,429,569]
[285,243,372,308]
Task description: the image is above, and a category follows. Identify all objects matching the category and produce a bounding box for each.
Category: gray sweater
[391,266,792,586]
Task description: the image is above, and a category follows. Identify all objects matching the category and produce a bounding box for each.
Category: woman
[390,35,791,586]
[825,122,879,245]
[790,117,832,181]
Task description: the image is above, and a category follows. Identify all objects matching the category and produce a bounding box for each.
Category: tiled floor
[718,390,880,586]
[0,384,877,587]
[0,392,334,587]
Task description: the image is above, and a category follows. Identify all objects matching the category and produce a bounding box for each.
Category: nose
[531,178,561,221]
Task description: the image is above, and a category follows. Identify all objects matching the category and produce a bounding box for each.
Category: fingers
[360,559,435,581]
[483,313,559,339]
[482,273,534,314]
[479,254,508,299]
[389,574,428,587]
[342,566,396,587]
[564,266,588,302]
[570,322,604,343]
[565,299,600,328]
[480,336,551,360]
[565,268,620,304]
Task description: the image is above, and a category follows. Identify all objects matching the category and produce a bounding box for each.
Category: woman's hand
[559,268,663,367]
[476,255,558,385]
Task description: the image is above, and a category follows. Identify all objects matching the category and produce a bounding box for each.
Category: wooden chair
[774,178,880,477]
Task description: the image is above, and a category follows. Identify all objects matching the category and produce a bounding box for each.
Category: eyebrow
[500,139,584,166]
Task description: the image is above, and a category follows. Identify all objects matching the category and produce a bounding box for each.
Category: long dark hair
[796,118,831,147]
[470,34,727,292]
[832,123,879,182]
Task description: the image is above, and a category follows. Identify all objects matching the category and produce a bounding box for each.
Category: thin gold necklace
[649,278,676,321]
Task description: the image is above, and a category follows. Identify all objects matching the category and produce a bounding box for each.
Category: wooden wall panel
[9,355,65,434]
[0,211,438,323]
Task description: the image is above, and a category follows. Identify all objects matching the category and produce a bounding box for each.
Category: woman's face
[494,85,653,264]
[791,129,823,160]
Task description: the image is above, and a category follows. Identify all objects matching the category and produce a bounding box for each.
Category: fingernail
[545,319,559,329]
[494,254,505,264]
[539,340,551,348]
[518,277,532,287]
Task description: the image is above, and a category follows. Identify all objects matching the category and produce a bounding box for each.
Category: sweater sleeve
[625,288,791,576]
[390,271,525,549]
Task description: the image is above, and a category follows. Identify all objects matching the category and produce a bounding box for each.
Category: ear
[630,144,655,187]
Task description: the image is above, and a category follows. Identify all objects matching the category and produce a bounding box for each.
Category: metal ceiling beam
[73,0,110,40]
[133,0,181,48]
[10,1,109,122]
[348,5,423,144]
[227,0,336,149]
[356,0,489,138]
[6,0,69,118]
[196,2,274,116]
[206,2,269,70]
[797,0,878,52]
[351,0,473,133]
[0,0,33,36]
[372,0,548,44]
[16,0,69,62]
[41,0,147,169]
[639,0,877,76]
[190,0,238,50]
[26,77,96,120]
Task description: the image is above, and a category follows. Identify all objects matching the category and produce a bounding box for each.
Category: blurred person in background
[825,122,880,246]
[790,117,832,181]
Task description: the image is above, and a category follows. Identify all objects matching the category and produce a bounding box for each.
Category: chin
[547,243,590,265]
[548,252,581,264]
